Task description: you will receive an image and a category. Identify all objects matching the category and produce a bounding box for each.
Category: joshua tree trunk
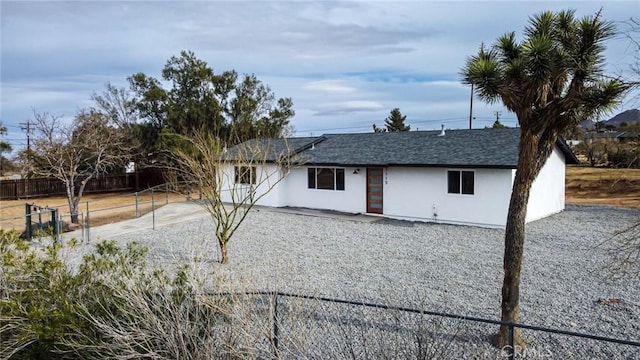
[492,132,538,350]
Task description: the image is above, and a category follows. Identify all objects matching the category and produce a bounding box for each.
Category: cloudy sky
[1,0,638,152]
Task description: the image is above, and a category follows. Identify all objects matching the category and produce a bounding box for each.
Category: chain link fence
[207,291,640,359]
[0,183,191,241]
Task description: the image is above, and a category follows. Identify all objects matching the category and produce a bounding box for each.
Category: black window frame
[307,168,316,189]
[307,167,345,191]
[235,166,256,185]
[447,170,474,195]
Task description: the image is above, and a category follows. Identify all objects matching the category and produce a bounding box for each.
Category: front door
[366,168,383,214]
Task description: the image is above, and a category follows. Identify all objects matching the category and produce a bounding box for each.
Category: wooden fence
[0,169,166,200]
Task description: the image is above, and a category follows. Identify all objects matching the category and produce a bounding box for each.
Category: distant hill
[606,109,640,127]
[580,109,640,129]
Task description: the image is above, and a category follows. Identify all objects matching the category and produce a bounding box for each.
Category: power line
[295,116,471,134]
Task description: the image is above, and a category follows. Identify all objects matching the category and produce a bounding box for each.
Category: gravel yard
[71,205,640,358]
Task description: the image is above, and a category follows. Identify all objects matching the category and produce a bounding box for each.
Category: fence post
[152,196,155,230]
[86,201,91,242]
[80,213,85,243]
[50,208,58,242]
[37,207,42,230]
[271,292,279,357]
[51,208,60,242]
[135,192,139,218]
[25,203,32,240]
[508,323,515,360]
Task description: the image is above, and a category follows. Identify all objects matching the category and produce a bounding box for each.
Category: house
[585,131,640,144]
[221,128,578,228]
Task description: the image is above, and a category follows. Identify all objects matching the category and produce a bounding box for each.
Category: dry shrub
[600,220,640,280]
[1,230,476,359]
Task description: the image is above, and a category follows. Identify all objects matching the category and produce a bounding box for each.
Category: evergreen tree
[384,108,410,132]
[129,51,294,148]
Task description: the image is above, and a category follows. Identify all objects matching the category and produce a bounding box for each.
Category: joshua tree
[462,9,628,348]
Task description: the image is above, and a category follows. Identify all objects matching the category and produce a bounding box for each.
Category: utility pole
[469,84,474,129]
[19,119,32,152]
[20,119,33,187]
[494,110,502,123]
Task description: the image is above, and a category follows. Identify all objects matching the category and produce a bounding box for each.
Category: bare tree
[171,131,301,264]
[26,110,133,223]
[91,82,138,127]
[621,17,640,104]
[600,220,640,280]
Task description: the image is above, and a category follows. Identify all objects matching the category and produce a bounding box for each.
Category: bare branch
[170,131,302,263]
[91,82,138,127]
[599,219,640,280]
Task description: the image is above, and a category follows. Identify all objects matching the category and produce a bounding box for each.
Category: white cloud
[312,101,385,116]
[302,80,356,94]
[1,0,637,147]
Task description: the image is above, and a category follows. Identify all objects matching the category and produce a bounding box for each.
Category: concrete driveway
[62,201,378,242]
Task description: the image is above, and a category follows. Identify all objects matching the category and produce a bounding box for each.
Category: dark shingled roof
[229,128,578,167]
[223,136,321,161]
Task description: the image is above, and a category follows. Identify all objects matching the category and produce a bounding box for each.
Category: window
[447,170,474,195]
[235,166,256,184]
[307,168,345,190]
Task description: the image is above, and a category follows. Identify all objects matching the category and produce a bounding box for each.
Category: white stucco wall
[383,167,513,227]
[278,166,516,226]
[280,166,366,213]
[526,146,566,222]
[219,163,285,207]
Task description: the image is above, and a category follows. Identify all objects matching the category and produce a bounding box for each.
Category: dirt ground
[1,167,638,232]
[0,190,188,232]
[565,166,640,209]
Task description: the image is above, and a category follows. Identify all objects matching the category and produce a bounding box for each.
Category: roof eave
[303,162,517,169]
[555,138,579,165]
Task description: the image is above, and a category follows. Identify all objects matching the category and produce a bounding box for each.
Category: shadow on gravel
[372,218,416,227]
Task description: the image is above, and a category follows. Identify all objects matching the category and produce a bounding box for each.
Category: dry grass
[0,190,188,232]
[565,166,640,209]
